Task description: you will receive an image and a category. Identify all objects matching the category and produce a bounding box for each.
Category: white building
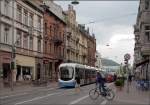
[133,0,150,80]
[0,0,44,84]
[95,51,102,69]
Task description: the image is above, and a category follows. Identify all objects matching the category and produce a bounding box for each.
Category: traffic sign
[124,53,131,60]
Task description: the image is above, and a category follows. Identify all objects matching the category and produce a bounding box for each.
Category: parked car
[105,73,114,82]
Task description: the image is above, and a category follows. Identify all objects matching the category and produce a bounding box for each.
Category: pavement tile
[108,81,150,105]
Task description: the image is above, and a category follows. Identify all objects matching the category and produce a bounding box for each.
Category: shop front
[16,55,35,82]
[0,51,11,87]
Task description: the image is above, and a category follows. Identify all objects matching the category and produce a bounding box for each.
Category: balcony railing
[141,43,150,55]
[53,36,63,46]
[66,31,72,38]
[56,54,64,61]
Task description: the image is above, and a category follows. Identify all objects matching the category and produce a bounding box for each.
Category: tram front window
[60,67,74,81]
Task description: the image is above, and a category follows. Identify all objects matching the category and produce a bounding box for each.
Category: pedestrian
[75,75,80,92]
[128,74,132,85]
[113,73,117,81]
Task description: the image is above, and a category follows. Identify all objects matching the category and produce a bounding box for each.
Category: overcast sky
[55,1,139,64]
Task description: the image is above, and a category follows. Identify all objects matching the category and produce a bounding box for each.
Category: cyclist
[96,71,107,96]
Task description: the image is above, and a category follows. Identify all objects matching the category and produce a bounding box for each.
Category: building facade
[133,0,150,80]
[0,0,44,86]
[65,5,96,66]
[42,1,66,81]
[78,24,88,65]
[0,1,97,87]
[65,5,80,63]
[87,33,96,67]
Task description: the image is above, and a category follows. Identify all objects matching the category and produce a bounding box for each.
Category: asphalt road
[0,83,114,105]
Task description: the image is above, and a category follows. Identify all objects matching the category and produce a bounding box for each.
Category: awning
[136,59,149,67]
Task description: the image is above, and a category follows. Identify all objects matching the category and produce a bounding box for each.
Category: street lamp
[71,0,79,5]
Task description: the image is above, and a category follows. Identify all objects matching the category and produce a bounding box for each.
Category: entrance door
[2,63,11,82]
[37,63,41,80]
[16,65,21,81]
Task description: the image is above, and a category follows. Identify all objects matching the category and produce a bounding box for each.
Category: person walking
[113,73,117,81]
[75,75,80,92]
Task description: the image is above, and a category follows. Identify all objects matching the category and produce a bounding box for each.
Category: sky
[55,1,139,65]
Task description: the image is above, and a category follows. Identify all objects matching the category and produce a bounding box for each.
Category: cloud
[109,33,134,46]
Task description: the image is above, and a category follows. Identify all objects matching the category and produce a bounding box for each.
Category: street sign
[124,53,131,60]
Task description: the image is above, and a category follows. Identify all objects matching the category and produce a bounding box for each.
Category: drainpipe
[10,0,15,91]
[0,0,1,45]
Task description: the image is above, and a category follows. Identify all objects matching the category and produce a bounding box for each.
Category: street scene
[0,0,150,105]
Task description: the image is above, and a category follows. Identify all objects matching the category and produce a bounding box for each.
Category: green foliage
[114,79,124,86]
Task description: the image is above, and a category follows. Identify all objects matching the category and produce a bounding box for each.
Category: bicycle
[89,85,115,100]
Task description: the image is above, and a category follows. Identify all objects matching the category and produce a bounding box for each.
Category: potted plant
[114,79,124,90]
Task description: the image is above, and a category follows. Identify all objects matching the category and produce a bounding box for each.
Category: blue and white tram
[58,63,97,88]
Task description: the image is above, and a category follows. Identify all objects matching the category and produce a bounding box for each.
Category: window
[45,41,47,53]
[145,25,150,30]
[49,43,51,53]
[50,25,52,35]
[23,9,28,25]
[37,16,41,31]
[54,46,56,53]
[63,32,65,41]
[29,37,33,50]
[59,47,61,56]
[38,39,41,52]
[17,5,22,22]
[60,67,74,81]
[45,23,47,35]
[4,25,9,44]
[63,48,64,57]
[29,13,33,27]
[145,0,149,10]
[16,29,22,47]
[145,32,150,42]
[4,0,9,16]
[23,33,28,49]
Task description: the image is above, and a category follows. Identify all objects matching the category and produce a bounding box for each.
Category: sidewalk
[0,81,59,96]
[107,81,150,105]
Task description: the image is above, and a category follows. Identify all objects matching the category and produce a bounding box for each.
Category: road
[0,83,114,105]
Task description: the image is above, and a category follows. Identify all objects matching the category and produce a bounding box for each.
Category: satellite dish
[71,0,79,5]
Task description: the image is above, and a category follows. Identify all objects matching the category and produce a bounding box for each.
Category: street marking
[69,95,89,105]
[0,93,27,99]
[14,92,61,105]
[101,100,107,105]
[38,88,55,91]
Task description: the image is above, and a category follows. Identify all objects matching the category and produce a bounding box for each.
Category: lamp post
[71,0,79,5]
[10,0,15,91]
[124,53,131,93]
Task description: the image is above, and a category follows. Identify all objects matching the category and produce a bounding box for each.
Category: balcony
[141,43,150,55]
[66,59,73,63]
[67,45,76,52]
[141,12,150,24]
[67,45,71,51]
[57,54,64,61]
[67,32,72,38]
[82,53,87,58]
[53,36,63,46]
